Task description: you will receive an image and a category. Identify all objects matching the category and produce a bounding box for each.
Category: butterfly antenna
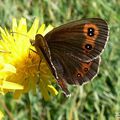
[0,50,11,54]
[10,31,31,39]
[10,31,36,46]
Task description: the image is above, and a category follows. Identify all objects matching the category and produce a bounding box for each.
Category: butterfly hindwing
[51,51,100,85]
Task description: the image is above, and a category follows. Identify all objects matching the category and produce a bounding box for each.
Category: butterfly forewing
[45,18,109,62]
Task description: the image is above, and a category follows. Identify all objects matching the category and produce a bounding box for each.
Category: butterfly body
[33,18,109,96]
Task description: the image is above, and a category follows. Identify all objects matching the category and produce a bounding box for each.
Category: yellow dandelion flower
[0,18,58,100]
[0,110,4,119]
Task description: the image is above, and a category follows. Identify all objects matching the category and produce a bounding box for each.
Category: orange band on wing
[82,23,99,54]
[83,23,99,39]
[76,61,92,78]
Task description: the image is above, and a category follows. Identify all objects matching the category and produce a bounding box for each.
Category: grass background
[0,0,120,120]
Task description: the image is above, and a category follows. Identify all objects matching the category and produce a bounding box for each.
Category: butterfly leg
[36,58,43,84]
[29,48,43,82]
[38,57,43,71]
[29,48,43,69]
[29,48,37,55]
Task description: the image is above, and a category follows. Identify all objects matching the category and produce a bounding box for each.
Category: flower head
[0,110,4,119]
[0,18,58,100]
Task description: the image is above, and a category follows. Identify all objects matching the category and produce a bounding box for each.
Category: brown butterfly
[31,18,109,96]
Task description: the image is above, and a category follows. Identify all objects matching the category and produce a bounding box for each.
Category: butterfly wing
[45,18,109,62]
[34,18,108,95]
[33,34,100,95]
[51,51,100,85]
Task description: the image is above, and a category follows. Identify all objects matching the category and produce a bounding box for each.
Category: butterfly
[31,18,109,96]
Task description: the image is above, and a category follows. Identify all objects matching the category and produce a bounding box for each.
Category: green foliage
[0,0,120,120]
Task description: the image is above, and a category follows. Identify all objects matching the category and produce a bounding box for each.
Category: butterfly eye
[87,28,94,37]
[85,44,92,50]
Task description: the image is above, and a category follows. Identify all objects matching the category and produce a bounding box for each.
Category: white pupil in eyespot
[85,44,92,50]
[88,28,94,36]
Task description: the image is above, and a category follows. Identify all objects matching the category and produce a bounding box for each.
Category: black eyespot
[77,73,82,77]
[85,44,92,50]
[87,28,94,36]
[84,68,88,72]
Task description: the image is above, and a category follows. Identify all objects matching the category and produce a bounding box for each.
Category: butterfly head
[30,34,44,48]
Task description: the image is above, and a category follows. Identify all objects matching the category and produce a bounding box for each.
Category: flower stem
[0,99,14,120]
[26,93,32,120]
